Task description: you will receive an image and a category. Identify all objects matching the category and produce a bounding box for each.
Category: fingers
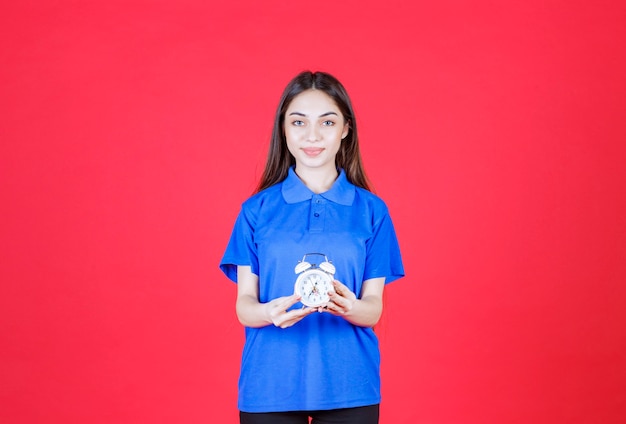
[326,295,352,315]
[273,294,301,311]
[268,294,317,328]
[274,307,316,328]
[268,284,359,328]
[332,280,355,299]
[327,280,356,315]
[332,279,346,295]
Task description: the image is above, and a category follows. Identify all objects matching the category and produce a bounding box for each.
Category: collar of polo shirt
[281,167,355,206]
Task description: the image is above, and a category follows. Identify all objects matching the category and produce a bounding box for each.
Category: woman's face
[284,89,349,173]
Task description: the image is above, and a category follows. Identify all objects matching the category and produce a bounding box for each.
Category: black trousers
[240,404,379,424]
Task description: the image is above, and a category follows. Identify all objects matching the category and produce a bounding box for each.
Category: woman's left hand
[324,280,357,315]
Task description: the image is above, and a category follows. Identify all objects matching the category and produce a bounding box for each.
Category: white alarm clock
[294,253,336,307]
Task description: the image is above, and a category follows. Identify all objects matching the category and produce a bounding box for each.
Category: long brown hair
[256,71,371,193]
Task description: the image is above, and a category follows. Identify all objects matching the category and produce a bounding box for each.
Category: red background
[1,1,625,423]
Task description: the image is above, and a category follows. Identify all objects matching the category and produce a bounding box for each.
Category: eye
[292,120,305,126]
[322,120,335,126]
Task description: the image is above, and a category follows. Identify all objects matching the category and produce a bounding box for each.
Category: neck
[294,166,338,194]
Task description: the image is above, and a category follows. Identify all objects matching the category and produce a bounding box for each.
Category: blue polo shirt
[220,167,404,413]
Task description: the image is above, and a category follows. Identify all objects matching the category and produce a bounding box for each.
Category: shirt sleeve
[219,205,259,283]
[363,211,405,284]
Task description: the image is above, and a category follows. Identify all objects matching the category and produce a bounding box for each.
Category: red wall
[1,1,625,423]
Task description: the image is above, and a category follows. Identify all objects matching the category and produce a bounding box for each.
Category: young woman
[220,71,404,424]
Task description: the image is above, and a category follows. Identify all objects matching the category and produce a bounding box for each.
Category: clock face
[294,269,334,307]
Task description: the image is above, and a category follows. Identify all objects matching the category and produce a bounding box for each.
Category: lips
[302,148,324,157]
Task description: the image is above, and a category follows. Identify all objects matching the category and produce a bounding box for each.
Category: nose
[306,124,321,142]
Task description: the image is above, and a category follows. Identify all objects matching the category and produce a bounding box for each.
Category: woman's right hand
[237,266,316,328]
[265,294,316,328]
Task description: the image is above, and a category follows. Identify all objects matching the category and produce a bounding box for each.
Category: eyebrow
[288,111,339,118]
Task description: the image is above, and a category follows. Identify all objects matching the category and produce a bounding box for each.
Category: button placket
[309,195,325,232]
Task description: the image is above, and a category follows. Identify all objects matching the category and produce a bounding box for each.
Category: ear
[341,121,350,140]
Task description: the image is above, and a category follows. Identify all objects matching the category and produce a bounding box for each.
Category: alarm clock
[294,253,336,307]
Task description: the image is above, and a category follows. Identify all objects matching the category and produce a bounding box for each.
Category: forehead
[286,89,341,114]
